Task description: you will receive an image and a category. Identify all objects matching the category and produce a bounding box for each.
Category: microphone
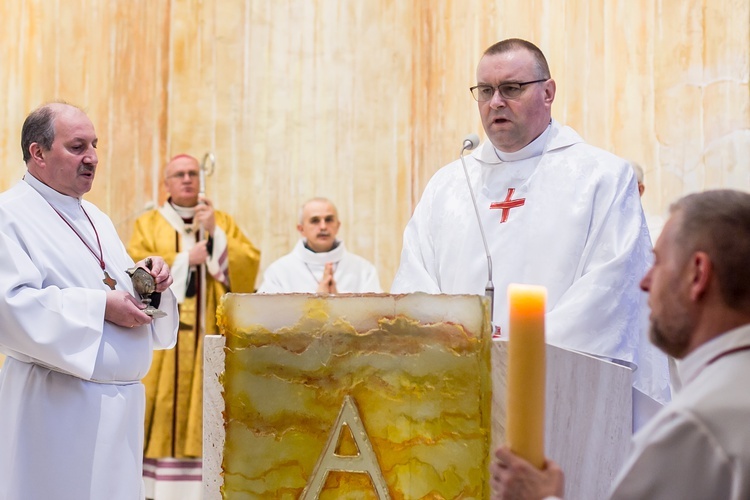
[459,134,495,326]
[462,133,480,151]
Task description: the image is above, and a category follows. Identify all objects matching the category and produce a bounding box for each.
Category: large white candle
[506,283,546,469]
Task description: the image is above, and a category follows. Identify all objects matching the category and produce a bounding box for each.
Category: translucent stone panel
[219,293,492,499]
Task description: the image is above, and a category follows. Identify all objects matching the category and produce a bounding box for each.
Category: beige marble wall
[0,0,170,228]
[1,0,748,296]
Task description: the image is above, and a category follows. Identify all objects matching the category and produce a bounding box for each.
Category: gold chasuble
[128,208,260,458]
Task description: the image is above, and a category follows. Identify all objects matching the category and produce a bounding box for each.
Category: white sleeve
[364,263,383,293]
[149,289,178,350]
[257,263,284,294]
[0,231,105,380]
[391,184,441,294]
[543,163,670,404]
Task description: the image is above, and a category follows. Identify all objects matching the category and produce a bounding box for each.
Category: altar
[204,293,631,499]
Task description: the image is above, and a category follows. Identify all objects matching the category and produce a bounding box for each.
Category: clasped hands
[316,262,338,294]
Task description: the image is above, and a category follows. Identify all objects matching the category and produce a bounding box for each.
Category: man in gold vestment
[128,154,260,499]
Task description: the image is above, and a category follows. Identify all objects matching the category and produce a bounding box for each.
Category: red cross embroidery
[490,188,526,223]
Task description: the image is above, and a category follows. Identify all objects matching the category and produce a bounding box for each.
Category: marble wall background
[1,0,748,297]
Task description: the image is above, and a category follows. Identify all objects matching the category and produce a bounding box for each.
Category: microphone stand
[459,137,495,325]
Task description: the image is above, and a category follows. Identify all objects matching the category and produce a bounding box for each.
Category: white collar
[493,121,552,162]
[169,200,196,219]
[23,171,82,216]
[473,119,585,165]
[679,323,750,386]
[293,239,346,266]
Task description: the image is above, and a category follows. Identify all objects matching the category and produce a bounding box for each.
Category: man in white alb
[258,197,382,294]
[0,102,179,500]
[391,38,670,420]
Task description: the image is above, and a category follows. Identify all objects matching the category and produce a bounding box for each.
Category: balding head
[631,162,645,197]
[21,102,78,163]
[297,198,340,252]
[22,102,99,198]
[164,154,201,207]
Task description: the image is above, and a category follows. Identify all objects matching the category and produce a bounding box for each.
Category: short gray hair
[671,189,750,309]
[483,38,551,80]
[21,104,59,163]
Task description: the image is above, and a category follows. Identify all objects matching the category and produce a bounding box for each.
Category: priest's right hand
[195,195,216,236]
[104,290,152,329]
[188,240,209,266]
[490,447,565,500]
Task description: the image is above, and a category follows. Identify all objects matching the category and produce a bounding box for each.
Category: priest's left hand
[137,256,173,293]
[490,446,565,500]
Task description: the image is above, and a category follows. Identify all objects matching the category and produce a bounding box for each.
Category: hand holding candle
[506,283,547,469]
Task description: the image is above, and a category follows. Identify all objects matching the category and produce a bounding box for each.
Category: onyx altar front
[204,293,631,499]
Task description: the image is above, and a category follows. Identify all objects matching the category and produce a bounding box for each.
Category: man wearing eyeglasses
[127,154,261,499]
[392,38,669,424]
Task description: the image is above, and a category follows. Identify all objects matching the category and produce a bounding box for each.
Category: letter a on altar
[301,395,391,499]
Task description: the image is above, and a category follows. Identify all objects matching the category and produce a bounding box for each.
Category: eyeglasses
[166,171,199,180]
[469,79,548,101]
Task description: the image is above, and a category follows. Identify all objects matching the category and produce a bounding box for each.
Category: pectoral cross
[490,188,526,223]
[103,270,117,290]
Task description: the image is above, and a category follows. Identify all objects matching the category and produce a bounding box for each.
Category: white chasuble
[392,120,670,407]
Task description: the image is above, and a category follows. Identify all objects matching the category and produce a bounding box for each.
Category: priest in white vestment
[258,197,382,294]
[391,39,670,416]
[0,103,178,500]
